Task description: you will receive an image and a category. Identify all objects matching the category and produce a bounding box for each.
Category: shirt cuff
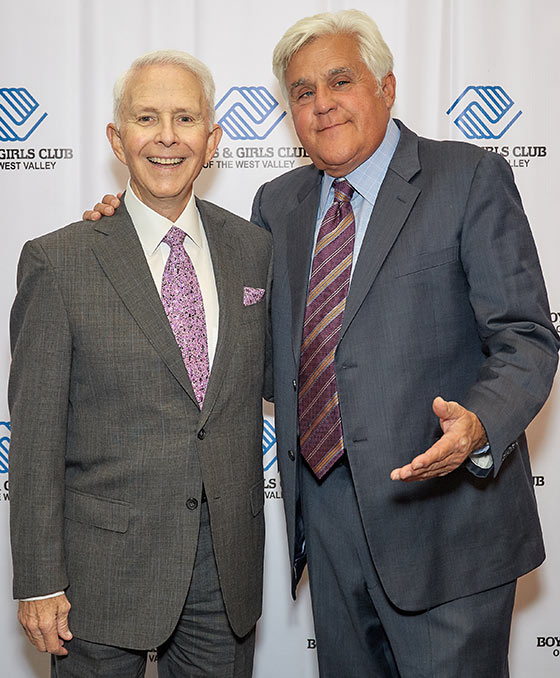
[469,443,492,469]
[21,591,65,601]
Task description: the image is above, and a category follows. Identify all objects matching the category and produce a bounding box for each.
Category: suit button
[186,498,199,510]
[292,379,297,391]
[288,449,295,461]
[197,428,206,440]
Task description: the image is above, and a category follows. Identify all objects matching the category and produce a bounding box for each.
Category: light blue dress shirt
[315,118,400,278]
[313,118,491,471]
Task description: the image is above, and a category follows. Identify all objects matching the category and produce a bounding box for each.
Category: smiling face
[285,33,395,178]
[107,63,221,221]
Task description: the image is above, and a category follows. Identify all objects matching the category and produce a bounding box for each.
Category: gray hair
[273,9,394,101]
[112,49,216,128]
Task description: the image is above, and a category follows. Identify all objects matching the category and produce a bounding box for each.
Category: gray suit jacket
[9,199,272,648]
[252,120,559,611]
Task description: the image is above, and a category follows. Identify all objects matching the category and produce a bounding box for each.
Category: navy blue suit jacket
[252,120,559,611]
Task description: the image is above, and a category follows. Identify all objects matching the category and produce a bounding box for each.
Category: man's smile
[317,121,348,133]
[147,156,185,165]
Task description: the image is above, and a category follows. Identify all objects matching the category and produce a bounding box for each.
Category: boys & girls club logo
[0,88,47,142]
[206,84,309,173]
[447,85,521,140]
[447,85,547,169]
[216,86,286,141]
[1,86,74,171]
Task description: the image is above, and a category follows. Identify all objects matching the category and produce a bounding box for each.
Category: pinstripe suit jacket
[9,198,272,648]
[252,120,559,611]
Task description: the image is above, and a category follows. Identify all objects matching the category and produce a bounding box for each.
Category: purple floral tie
[161,226,209,408]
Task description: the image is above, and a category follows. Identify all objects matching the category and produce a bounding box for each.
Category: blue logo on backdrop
[216,86,286,140]
[447,86,522,139]
[0,88,47,141]
[0,422,10,473]
[262,420,277,471]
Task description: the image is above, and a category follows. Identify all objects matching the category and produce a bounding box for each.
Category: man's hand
[82,193,122,221]
[390,396,487,482]
[18,594,72,655]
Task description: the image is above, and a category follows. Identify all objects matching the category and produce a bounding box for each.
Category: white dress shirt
[125,182,219,368]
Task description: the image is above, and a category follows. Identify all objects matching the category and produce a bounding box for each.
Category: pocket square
[243,286,265,306]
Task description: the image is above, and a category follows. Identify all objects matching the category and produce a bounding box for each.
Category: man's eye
[179,116,194,123]
[334,79,350,87]
[138,116,153,123]
[298,90,313,100]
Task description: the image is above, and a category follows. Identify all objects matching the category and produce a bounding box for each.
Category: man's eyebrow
[288,66,355,93]
[288,78,308,94]
[327,66,354,77]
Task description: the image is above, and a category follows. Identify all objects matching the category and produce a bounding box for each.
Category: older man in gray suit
[9,50,271,677]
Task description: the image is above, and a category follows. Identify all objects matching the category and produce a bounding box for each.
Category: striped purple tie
[161,226,209,408]
[298,179,355,479]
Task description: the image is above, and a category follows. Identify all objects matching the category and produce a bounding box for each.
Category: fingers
[18,596,72,655]
[82,194,121,221]
[390,424,471,482]
[390,398,487,482]
[391,447,462,482]
[102,194,121,209]
[82,209,102,221]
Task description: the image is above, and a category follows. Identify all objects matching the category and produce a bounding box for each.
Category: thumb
[432,396,457,421]
[57,609,73,641]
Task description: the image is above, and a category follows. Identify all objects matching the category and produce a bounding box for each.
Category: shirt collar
[320,117,400,209]
[124,181,203,257]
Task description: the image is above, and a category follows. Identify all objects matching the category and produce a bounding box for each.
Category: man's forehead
[126,95,203,111]
[123,66,204,108]
[287,35,362,75]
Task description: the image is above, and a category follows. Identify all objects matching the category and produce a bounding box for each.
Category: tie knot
[333,179,354,203]
[162,225,186,249]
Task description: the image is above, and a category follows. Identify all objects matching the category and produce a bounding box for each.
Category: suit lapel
[91,205,199,406]
[340,122,422,339]
[196,200,240,424]
[285,175,321,363]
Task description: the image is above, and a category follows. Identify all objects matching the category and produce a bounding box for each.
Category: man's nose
[156,118,179,145]
[314,84,336,114]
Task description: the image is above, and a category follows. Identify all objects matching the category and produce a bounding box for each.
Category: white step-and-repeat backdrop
[1,1,559,675]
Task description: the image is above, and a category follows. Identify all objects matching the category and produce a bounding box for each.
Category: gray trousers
[51,501,255,678]
[300,457,516,678]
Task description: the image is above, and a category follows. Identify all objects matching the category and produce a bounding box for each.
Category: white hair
[273,9,394,101]
[112,49,216,128]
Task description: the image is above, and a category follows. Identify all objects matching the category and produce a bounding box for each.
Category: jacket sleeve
[252,182,275,403]
[250,182,270,232]
[262,248,274,403]
[9,239,72,598]
[459,152,559,476]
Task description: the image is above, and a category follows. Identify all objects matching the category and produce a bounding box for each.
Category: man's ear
[381,72,396,110]
[205,124,223,164]
[106,123,127,166]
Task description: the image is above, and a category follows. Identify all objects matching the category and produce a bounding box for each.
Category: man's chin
[315,154,361,177]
